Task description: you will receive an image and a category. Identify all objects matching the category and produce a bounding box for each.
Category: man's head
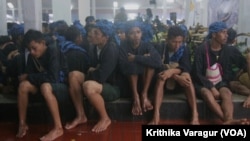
[167,25,184,52]
[85,16,95,25]
[8,23,24,44]
[65,25,83,45]
[90,19,113,46]
[114,22,126,41]
[125,20,143,45]
[207,21,228,44]
[23,29,47,58]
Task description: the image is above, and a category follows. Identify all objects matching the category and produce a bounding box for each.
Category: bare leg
[16,81,37,138]
[200,88,224,120]
[65,71,87,130]
[219,87,249,125]
[183,84,199,125]
[243,95,250,108]
[39,83,63,141]
[129,75,142,116]
[83,81,111,133]
[148,79,165,125]
[141,68,154,112]
[230,81,250,108]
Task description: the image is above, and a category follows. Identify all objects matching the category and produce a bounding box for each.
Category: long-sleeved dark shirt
[119,41,162,75]
[192,41,246,89]
[156,42,192,73]
[26,43,68,87]
[87,40,119,85]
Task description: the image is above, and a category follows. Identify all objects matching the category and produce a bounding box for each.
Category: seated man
[119,20,162,116]
[56,24,90,130]
[148,25,199,125]
[16,29,68,141]
[192,21,249,125]
[68,19,120,133]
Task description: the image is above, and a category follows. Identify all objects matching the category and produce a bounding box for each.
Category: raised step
[0,93,250,123]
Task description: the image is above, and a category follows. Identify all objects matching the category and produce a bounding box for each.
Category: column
[78,0,91,25]
[22,0,42,32]
[52,0,71,25]
[185,0,195,27]
[199,0,208,27]
[91,0,96,18]
[0,0,7,35]
[17,0,23,23]
[162,0,167,24]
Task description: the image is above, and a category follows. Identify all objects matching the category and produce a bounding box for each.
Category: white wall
[238,0,250,46]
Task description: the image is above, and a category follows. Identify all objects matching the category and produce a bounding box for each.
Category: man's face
[28,40,46,58]
[213,29,228,44]
[117,30,126,41]
[167,36,184,52]
[127,27,142,46]
[90,28,108,46]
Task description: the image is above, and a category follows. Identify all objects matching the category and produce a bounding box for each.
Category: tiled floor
[0,119,225,141]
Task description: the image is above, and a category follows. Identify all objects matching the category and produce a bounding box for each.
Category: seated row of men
[1,19,250,141]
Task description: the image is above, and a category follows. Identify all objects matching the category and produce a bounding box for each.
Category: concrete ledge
[1,93,250,123]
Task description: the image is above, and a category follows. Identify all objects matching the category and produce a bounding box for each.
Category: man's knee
[69,71,85,82]
[82,80,101,96]
[18,80,34,93]
[220,87,232,99]
[40,83,52,95]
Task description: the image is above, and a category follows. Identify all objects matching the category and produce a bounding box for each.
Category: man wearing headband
[80,19,120,132]
[119,20,162,116]
[148,25,199,125]
[192,21,249,124]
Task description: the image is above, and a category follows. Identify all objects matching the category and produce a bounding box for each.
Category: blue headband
[125,20,153,42]
[85,16,95,23]
[114,21,126,32]
[179,24,188,37]
[8,23,24,37]
[207,21,227,39]
[73,20,86,37]
[95,19,114,37]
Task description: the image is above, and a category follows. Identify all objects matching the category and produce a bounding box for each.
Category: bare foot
[190,119,200,125]
[243,96,250,108]
[190,113,200,125]
[132,97,142,116]
[65,116,87,130]
[91,118,111,133]
[40,128,63,141]
[223,118,250,125]
[16,124,29,138]
[148,114,160,125]
[141,95,153,112]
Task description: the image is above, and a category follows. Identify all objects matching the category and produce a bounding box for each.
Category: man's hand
[211,87,220,99]
[18,74,28,82]
[175,74,191,87]
[158,70,172,81]
[128,53,135,62]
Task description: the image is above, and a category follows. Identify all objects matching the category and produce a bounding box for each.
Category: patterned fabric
[207,21,227,39]
[56,35,89,65]
[95,19,120,46]
[169,44,185,62]
[95,19,114,37]
[56,35,86,53]
[114,21,126,32]
[179,24,188,37]
[73,20,87,37]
